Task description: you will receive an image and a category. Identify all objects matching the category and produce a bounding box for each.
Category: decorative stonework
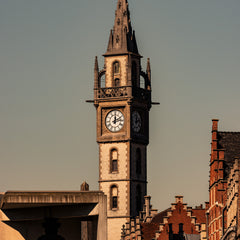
[93,1,152,239]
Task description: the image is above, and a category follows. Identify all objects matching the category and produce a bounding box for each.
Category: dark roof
[140,208,169,240]
[151,208,170,224]
[218,132,240,178]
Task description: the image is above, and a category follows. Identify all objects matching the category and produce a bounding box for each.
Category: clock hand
[115,116,123,122]
[113,115,117,124]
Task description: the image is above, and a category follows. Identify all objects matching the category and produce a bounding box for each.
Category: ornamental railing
[95,86,151,102]
[96,86,129,98]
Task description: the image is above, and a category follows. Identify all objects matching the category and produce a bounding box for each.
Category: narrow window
[114,78,120,87]
[136,185,142,214]
[132,61,137,87]
[111,149,118,172]
[100,73,105,88]
[113,62,120,74]
[140,75,145,89]
[136,148,141,175]
[111,186,118,209]
[179,223,183,233]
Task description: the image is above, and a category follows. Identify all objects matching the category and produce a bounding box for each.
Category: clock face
[132,111,141,132]
[105,110,125,132]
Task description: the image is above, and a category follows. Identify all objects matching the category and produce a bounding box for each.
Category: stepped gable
[121,196,207,240]
[217,131,240,178]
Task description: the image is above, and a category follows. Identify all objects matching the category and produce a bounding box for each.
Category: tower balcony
[94,86,151,103]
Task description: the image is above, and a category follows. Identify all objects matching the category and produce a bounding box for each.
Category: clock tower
[93,0,152,239]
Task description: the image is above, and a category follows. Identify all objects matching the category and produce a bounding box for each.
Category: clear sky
[1,0,240,210]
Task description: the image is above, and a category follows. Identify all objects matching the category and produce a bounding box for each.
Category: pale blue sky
[1,0,240,210]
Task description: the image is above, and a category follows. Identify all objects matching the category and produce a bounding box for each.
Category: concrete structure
[0,190,107,240]
[93,0,153,239]
[121,196,207,240]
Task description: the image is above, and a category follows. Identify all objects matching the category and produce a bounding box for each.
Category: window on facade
[179,223,183,233]
[111,186,118,209]
[136,148,141,175]
[131,61,137,87]
[114,78,120,87]
[113,62,120,74]
[111,149,118,172]
[136,185,142,214]
[140,75,145,89]
[100,74,105,88]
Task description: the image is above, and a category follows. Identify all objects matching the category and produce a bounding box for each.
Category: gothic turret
[105,0,139,55]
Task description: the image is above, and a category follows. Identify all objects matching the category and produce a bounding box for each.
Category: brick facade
[208,120,240,240]
[121,196,207,240]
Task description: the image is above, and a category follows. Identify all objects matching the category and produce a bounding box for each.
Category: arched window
[132,61,137,87]
[179,223,183,233]
[140,75,145,89]
[136,148,141,175]
[114,78,120,87]
[136,185,142,214]
[113,62,121,87]
[113,62,120,75]
[111,185,118,209]
[111,149,118,172]
[100,73,105,88]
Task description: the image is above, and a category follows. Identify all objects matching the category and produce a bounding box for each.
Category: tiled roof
[218,132,240,178]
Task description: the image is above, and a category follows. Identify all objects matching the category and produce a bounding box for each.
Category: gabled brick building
[208,120,240,240]
[121,119,240,240]
[121,196,207,240]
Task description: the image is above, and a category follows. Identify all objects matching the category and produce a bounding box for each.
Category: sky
[1,0,240,210]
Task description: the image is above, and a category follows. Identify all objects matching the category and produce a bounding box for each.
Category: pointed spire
[105,0,139,55]
[147,58,151,76]
[107,30,113,52]
[94,56,99,71]
[146,58,151,90]
[132,31,138,54]
[94,56,99,89]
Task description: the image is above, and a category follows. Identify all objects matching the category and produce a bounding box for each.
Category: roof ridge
[218,131,240,134]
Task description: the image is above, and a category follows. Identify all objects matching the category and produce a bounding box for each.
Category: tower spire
[106,0,139,55]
